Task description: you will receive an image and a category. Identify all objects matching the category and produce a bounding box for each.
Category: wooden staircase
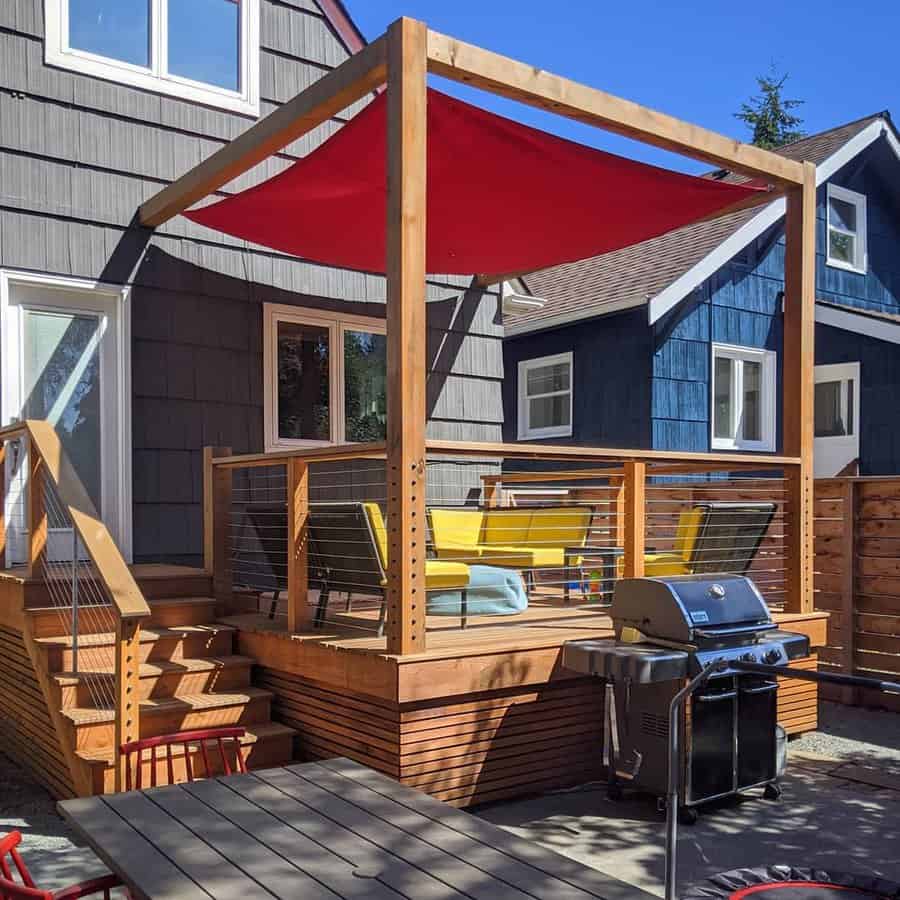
[28,569,296,795]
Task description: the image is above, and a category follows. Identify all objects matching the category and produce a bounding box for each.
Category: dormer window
[826,184,867,274]
[45,0,260,115]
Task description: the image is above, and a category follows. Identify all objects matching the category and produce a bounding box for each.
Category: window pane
[815,380,845,437]
[829,229,856,265]
[829,196,857,233]
[742,360,762,442]
[69,0,150,68]
[846,379,855,434]
[713,356,733,439]
[526,362,570,396]
[23,310,102,511]
[344,330,387,443]
[168,0,240,91]
[529,395,570,430]
[277,321,330,441]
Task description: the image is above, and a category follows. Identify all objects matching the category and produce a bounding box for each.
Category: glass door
[814,362,861,477]
[2,273,130,564]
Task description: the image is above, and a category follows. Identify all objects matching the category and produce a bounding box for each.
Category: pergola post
[384,18,428,654]
[783,161,817,613]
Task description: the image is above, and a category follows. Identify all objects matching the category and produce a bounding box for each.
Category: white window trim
[517,352,574,440]
[814,362,860,438]
[263,303,386,452]
[710,343,776,452]
[44,0,260,117]
[0,269,133,561]
[826,183,868,275]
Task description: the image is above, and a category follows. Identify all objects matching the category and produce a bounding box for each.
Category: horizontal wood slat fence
[815,476,900,711]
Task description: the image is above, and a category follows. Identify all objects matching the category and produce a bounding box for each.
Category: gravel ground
[790,700,900,768]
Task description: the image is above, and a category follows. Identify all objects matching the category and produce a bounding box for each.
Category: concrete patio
[1,702,897,897]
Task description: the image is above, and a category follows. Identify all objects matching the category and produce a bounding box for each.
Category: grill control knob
[740,652,755,662]
[763,648,782,665]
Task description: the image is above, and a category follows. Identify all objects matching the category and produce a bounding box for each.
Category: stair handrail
[0,419,150,792]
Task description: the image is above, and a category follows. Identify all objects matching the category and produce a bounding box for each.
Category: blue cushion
[426,564,528,617]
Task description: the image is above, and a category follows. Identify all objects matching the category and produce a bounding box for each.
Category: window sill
[710,438,776,453]
[518,428,574,441]
[45,46,260,117]
[826,257,867,276]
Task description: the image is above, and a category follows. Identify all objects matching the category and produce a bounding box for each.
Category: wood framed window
[263,304,387,450]
[826,184,867,274]
[517,352,573,440]
[44,0,260,116]
[710,343,776,452]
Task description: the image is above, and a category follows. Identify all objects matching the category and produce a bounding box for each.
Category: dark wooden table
[58,758,650,900]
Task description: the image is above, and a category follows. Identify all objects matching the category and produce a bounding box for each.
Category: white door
[1,272,132,563]
[814,362,861,477]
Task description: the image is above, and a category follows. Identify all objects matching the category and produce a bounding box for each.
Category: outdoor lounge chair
[644,501,777,576]
[308,502,472,632]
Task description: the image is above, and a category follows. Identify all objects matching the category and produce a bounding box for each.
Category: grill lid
[611,574,773,644]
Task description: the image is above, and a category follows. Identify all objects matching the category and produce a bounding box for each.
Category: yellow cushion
[673,506,706,562]
[424,560,471,591]
[475,545,569,568]
[483,509,532,546]
[363,502,389,569]
[431,544,487,563]
[527,507,592,547]
[367,504,470,591]
[644,552,691,576]
[429,508,485,550]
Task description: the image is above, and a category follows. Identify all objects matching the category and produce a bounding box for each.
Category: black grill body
[564,574,810,810]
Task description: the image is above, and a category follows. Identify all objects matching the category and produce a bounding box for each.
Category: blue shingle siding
[503,307,652,448]
[817,155,900,318]
[651,138,900,458]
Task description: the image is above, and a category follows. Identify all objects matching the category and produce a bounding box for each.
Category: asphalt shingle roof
[513,113,889,331]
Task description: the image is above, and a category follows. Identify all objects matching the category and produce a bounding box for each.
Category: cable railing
[0,420,150,793]
[205,440,807,654]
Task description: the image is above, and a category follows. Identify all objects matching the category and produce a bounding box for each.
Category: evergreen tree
[735,67,805,149]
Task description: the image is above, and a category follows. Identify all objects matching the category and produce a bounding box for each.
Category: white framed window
[518,352,573,440]
[710,343,776,451]
[44,0,260,116]
[826,184,867,274]
[263,304,387,451]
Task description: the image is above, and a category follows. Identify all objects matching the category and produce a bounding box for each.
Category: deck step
[26,597,219,638]
[63,687,275,752]
[76,722,296,794]
[146,597,219,628]
[37,623,236,672]
[54,655,255,707]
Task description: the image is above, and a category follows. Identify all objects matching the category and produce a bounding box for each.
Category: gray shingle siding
[0,1,503,565]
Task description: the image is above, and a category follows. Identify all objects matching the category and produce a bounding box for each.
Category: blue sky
[351,1,900,174]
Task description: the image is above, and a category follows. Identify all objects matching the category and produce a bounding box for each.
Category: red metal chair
[120,727,248,790]
[0,830,123,899]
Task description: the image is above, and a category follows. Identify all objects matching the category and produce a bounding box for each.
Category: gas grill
[563,574,810,821]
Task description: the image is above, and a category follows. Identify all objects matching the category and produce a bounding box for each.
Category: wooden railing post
[622,462,646,578]
[203,446,232,604]
[483,476,501,508]
[287,458,310,634]
[838,478,857,704]
[384,17,428,654]
[27,437,47,579]
[114,616,142,793]
[782,161,816,614]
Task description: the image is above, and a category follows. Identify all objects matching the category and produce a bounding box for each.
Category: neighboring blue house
[503,113,900,476]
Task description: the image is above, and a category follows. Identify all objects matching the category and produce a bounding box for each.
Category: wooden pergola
[139,17,815,656]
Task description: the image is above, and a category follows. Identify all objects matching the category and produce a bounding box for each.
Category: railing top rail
[427,439,801,467]
[210,442,388,469]
[8,420,150,621]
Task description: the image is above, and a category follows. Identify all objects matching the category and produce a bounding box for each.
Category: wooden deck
[219,593,827,807]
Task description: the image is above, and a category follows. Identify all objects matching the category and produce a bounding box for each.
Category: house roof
[512,113,893,335]
[318,0,368,55]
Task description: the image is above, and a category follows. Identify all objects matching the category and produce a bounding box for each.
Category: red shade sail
[185,89,762,276]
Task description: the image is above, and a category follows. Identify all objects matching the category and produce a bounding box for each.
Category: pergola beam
[426,30,806,189]
[138,35,388,227]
